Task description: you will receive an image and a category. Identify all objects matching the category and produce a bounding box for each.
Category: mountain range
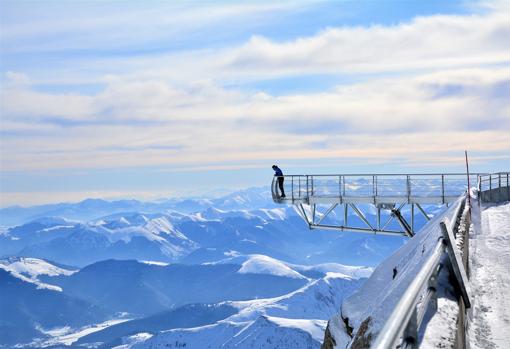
[0,186,445,348]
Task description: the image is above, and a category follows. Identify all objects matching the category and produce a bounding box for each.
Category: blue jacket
[274,167,283,177]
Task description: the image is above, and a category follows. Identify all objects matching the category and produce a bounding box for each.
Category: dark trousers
[278,177,285,197]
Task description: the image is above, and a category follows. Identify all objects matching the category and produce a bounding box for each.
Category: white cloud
[1,67,509,172]
[1,2,509,176]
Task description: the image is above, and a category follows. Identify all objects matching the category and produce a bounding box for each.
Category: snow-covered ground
[37,318,131,346]
[469,201,510,349]
[123,272,365,349]
[0,257,77,292]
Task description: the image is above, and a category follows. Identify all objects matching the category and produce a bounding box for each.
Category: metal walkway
[272,173,484,237]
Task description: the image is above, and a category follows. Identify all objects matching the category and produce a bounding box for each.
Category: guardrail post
[507,173,509,200]
[489,176,492,202]
[429,273,438,312]
[441,220,471,308]
[311,176,314,196]
[403,308,418,346]
[342,175,346,196]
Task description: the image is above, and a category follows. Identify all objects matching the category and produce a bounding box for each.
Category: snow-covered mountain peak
[0,257,77,278]
[238,255,307,279]
[0,257,75,292]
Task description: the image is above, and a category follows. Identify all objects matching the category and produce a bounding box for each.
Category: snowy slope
[128,316,325,349]
[230,254,307,279]
[0,256,76,278]
[115,270,365,349]
[209,254,372,280]
[469,201,510,349]
[0,257,76,292]
[0,268,108,346]
[228,272,365,322]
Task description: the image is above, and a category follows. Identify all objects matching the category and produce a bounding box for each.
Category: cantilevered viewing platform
[271,173,492,237]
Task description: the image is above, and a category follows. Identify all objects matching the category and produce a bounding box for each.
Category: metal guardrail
[372,195,470,349]
[478,172,510,192]
[272,173,485,205]
[478,172,510,203]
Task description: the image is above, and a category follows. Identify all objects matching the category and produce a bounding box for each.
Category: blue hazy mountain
[0,187,444,348]
[0,188,276,227]
[1,204,412,267]
[47,259,308,316]
[75,303,238,347]
[0,268,108,346]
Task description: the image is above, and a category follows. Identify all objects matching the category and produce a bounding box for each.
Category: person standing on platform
[272,165,286,198]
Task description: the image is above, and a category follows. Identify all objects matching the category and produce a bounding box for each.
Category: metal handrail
[272,173,483,204]
[372,237,446,348]
[372,195,469,348]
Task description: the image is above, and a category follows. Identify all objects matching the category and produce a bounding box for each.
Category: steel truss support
[297,202,443,237]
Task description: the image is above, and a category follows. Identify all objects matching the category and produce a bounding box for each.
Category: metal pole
[507,173,509,200]
[291,176,294,201]
[441,174,445,204]
[489,175,492,202]
[306,176,309,203]
[373,175,376,196]
[377,207,381,230]
[465,151,471,208]
[411,204,414,234]
[407,175,411,203]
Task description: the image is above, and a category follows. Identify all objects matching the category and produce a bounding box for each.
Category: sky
[1,0,509,206]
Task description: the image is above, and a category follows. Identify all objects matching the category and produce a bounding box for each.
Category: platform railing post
[342,175,346,196]
[291,176,294,201]
[311,176,314,196]
[373,175,376,198]
[411,204,415,234]
[441,174,445,204]
[407,175,411,203]
[375,175,378,197]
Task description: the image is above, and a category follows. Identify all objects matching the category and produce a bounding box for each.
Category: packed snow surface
[469,201,510,349]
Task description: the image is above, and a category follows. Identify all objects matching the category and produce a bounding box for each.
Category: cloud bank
[1,1,509,205]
